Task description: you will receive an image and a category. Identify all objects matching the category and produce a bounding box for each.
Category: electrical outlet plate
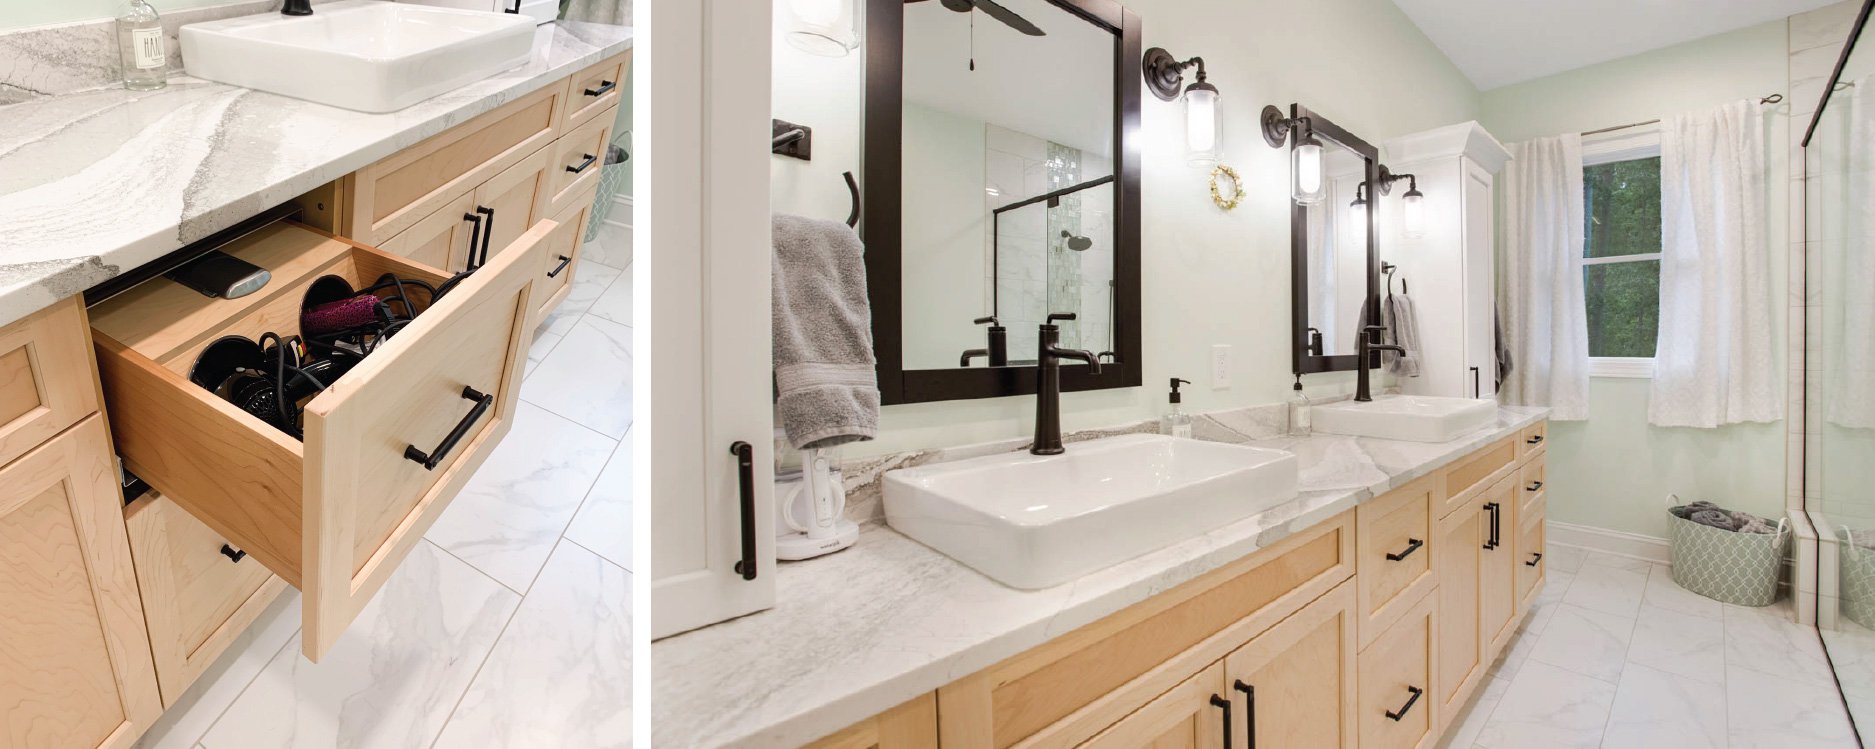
[1211,345,1231,389]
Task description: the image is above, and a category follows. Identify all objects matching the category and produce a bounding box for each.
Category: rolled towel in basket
[1689,509,1737,531]
[1670,500,1721,520]
[1732,511,1777,534]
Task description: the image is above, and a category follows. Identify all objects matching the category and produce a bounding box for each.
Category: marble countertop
[0,20,632,329]
[651,405,1550,748]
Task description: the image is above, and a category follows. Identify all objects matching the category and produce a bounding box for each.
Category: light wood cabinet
[0,297,99,469]
[1516,493,1547,610]
[538,183,600,321]
[1478,475,1520,656]
[0,416,161,749]
[804,694,939,749]
[560,51,630,131]
[375,191,480,272]
[1357,473,1438,647]
[475,145,554,265]
[547,110,614,217]
[1082,663,1227,749]
[1358,591,1436,749]
[1223,581,1358,749]
[1432,499,1484,724]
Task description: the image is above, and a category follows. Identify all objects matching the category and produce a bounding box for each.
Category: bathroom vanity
[0,23,627,748]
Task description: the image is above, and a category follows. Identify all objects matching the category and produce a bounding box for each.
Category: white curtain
[1830,74,1875,429]
[1650,99,1780,428]
[1501,135,1591,420]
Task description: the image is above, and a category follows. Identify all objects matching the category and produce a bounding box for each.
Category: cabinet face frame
[0,297,98,469]
[1224,580,1359,749]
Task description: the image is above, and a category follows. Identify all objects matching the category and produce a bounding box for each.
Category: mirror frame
[863,0,1143,405]
[1288,104,1382,376]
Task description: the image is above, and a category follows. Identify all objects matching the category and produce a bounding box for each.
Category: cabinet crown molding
[1382,121,1512,175]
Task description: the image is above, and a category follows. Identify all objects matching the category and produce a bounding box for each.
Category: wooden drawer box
[547,109,615,217]
[90,219,553,661]
[125,491,289,705]
[1357,592,1436,749]
[1518,454,1546,518]
[538,183,599,320]
[344,83,565,245]
[1517,421,1548,460]
[937,511,1355,748]
[560,51,629,130]
[1356,473,1437,648]
[0,296,99,469]
[1517,494,1546,611]
[1438,436,1515,518]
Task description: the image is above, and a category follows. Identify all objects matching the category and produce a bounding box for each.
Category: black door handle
[1234,680,1256,749]
[1527,480,1544,492]
[1527,434,1545,445]
[730,441,758,581]
[503,0,520,12]
[404,387,494,470]
[1482,502,1501,550]
[461,212,485,272]
[1210,694,1233,749]
[220,544,246,563]
[546,255,574,278]
[1385,538,1425,562]
[584,79,617,98]
[1385,686,1424,721]
[1471,366,1481,398]
[565,153,598,174]
[1527,552,1544,567]
[473,206,496,269]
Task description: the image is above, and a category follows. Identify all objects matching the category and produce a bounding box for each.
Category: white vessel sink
[1312,395,1496,443]
[181,0,534,113]
[883,434,1299,589]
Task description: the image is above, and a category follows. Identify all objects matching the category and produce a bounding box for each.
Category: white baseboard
[1547,521,1672,565]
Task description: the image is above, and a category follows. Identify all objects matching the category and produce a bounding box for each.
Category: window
[1582,132,1662,378]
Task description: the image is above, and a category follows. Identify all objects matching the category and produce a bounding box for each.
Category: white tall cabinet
[647,0,778,638]
[1380,122,1512,400]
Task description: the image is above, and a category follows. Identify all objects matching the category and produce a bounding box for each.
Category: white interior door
[646,0,777,639]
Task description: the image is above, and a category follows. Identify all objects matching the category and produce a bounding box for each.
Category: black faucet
[1356,324,1405,402]
[959,316,1008,367]
[1032,313,1102,455]
[282,0,312,16]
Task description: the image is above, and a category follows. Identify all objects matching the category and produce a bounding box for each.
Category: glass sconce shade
[788,0,860,57]
[1292,139,1325,205]
[1185,83,1219,167]
[1401,187,1426,239]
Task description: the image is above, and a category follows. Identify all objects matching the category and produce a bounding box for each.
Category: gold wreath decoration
[1210,165,1243,210]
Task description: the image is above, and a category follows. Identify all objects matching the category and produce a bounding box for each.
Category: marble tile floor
[133,236,635,749]
[1442,544,1864,749]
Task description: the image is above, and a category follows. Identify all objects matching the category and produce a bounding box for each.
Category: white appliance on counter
[1380,121,1512,400]
[399,0,558,24]
[774,447,860,560]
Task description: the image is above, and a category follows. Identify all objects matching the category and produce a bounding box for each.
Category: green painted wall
[0,0,238,30]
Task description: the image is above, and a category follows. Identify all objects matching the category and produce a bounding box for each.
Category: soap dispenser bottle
[1288,375,1312,436]
[1161,378,1193,438]
[117,0,167,92]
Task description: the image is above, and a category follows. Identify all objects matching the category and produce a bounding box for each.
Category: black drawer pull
[1234,680,1256,749]
[471,206,496,270]
[1527,480,1544,492]
[461,211,485,273]
[731,441,758,581]
[1385,538,1424,562]
[1385,686,1424,721]
[1210,694,1233,749]
[1482,502,1501,550]
[565,153,598,174]
[1527,434,1545,445]
[1527,552,1544,567]
[404,386,494,470]
[584,79,616,97]
[220,544,246,563]
[546,255,574,278]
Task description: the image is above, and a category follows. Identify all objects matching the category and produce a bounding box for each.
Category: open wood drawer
[90,219,553,661]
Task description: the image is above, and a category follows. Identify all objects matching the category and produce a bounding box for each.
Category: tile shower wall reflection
[986,126,1114,360]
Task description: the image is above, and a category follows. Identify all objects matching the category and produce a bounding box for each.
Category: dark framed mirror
[864,0,1142,405]
[1287,104,1382,375]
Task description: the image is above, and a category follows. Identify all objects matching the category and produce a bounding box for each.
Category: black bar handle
[565,153,598,174]
[1527,434,1545,445]
[1482,502,1501,550]
[404,386,494,470]
[584,79,617,97]
[731,441,758,581]
[1385,538,1425,562]
[546,255,574,278]
[220,544,246,563]
[1210,694,1232,749]
[1471,366,1481,398]
[461,212,485,272]
[1527,552,1544,567]
[474,206,496,269]
[1385,686,1424,721]
[1527,480,1544,492]
[1234,680,1256,749]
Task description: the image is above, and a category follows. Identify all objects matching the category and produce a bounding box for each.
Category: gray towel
[1689,509,1736,531]
[1494,310,1513,389]
[772,214,880,450]
[1384,293,1422,378]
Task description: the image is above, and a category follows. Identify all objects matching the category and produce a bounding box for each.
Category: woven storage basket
[1841,531,1875,629]
[1666,506,1788,607]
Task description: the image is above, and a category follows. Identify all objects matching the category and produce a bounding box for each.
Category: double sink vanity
[0,7,628,748]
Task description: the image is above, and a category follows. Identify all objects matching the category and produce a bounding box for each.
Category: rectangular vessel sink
[1312,395,1496,443]
[883,434,1299,589]
[181,0,535,113]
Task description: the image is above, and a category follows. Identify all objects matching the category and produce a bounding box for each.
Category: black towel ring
[843,171,861,228]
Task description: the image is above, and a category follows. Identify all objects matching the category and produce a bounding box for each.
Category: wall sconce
[787,0,860,57]
[1143,48,1219,167]
[1378,166,1426,239]
[1261,105,1325,206]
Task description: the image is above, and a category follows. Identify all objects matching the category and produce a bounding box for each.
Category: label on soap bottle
[132,27,166,70]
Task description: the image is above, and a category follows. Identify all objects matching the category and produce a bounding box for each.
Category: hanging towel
[1383,292,1422,378]
[772,214,880,450]
[1494,310,1513,390]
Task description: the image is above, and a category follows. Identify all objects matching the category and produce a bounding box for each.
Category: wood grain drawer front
[1223,581,1358,749]
[561,51,629,130]
[1517,421,1548,460]
[1080,662,1226,749]
[90,220,552,662]
[1516,494,1546,612]
[1439,436,1516,518]
[1478,475,1519,655]
[348,83,563,245]
[1358,592,1436,749]
[1433,502,1484,729]
[805,693,939,749]
[476,145,554,264]
[377,191,480,273]
[937,511,1354,749]
[125,491,288,706]
[547,109,614,216]
[1518,454,1546,519]
[1357,474,1437,648]
[0,296,98,470]
[538,185,597,320]
[1,415,161,749]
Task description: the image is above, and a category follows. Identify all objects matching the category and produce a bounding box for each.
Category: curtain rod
[1580,93,1785,137]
